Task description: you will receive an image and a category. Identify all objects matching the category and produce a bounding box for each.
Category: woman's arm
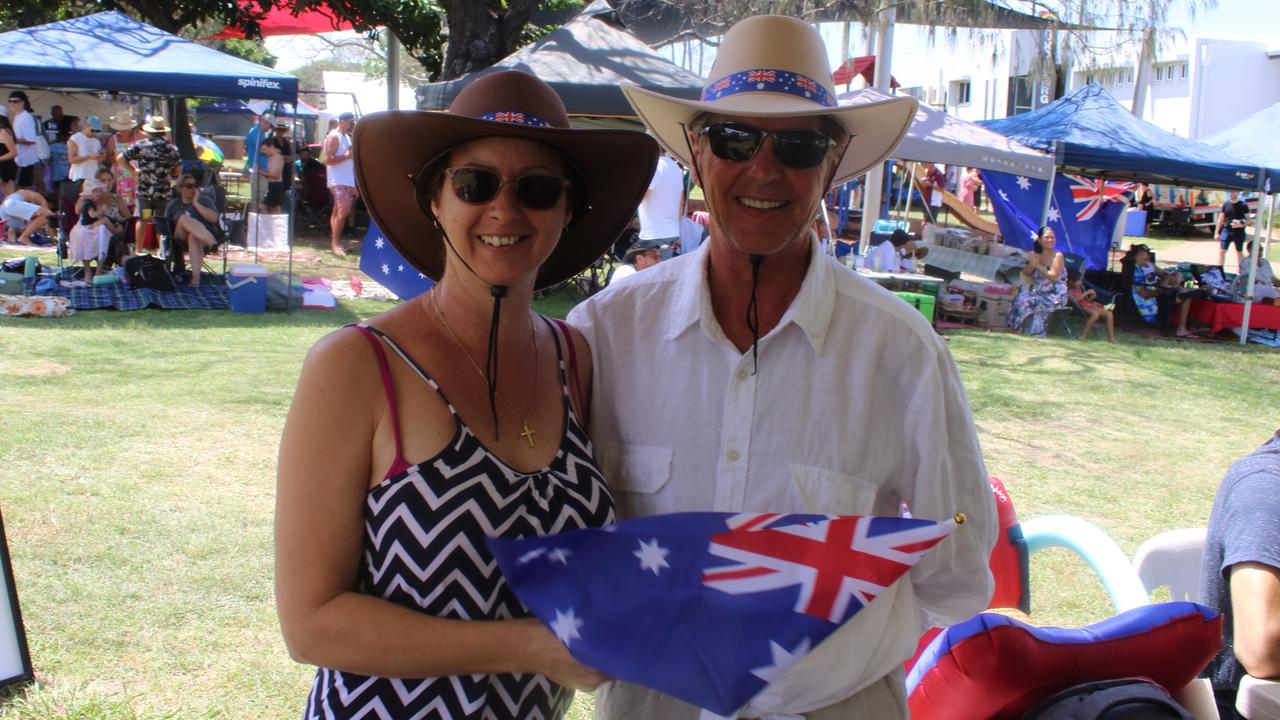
[276,329,605,688]
[0,130,16,163]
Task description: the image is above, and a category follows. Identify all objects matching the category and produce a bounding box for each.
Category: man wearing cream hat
[568,16,996,719]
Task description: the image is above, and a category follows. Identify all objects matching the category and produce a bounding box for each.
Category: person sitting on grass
[1,188,54,245]
[1066,268,1116,343]
[1233,240,1279,303]
[1007,226,1067,337]
[163,173,220,287]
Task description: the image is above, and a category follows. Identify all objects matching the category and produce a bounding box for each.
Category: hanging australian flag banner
[489,511,958,716]
[359,220,435,300]
[981,170,1135,270]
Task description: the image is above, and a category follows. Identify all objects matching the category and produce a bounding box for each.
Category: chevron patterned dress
[304,323,615,719]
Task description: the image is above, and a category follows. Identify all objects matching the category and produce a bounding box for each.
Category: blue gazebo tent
[0,11,297,103]
[982,84,1263,191]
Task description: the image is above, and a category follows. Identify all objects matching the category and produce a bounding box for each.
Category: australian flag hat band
[479,111,552,127]
[701,68,836,109]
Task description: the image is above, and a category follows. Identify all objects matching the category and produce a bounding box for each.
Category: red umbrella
[832,56,900,89]
[208,5,356,40]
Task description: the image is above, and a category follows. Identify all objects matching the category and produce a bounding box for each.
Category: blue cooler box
[1124,209,1147,237]
[228,263,270,313]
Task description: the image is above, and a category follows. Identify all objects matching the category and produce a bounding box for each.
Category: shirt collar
[663,237,836,354]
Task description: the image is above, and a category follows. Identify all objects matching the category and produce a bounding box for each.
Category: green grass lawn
[0,285,1278,717]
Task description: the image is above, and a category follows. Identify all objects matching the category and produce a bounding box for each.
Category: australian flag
[981,170,1134,270]
[489,511,957,716]
[359,220,434,300]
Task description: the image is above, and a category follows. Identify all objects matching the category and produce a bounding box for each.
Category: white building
[812,24,1280,140]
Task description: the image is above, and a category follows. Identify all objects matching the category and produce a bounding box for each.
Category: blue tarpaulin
[0,11,297,102]
[982,84,1263,191]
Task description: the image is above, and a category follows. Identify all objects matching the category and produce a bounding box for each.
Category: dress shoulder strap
[546,317,589,427]
[348,324,413,480]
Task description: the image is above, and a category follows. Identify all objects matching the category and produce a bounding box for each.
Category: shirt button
[737,369,749,381]
[727,450,740,462]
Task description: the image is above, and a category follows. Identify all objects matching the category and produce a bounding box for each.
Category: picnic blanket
[27,268,229,311]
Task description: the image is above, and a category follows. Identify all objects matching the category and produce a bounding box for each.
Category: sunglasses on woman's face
[700,122,837,169]
[444,167,569,210]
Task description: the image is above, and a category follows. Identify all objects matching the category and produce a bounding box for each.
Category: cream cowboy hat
[141,115,171,134]
[621,15,917,186]
[108,110,137,131]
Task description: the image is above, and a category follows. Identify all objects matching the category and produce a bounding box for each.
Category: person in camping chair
[163,174,220,287]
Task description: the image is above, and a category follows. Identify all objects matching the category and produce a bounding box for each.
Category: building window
[1181,62,1188,78]
[952,80,971,106]
[1007,75,1035,115]
[1155,65,1163,81]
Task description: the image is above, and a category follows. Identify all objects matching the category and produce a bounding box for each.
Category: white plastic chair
[1132,527,1208,602]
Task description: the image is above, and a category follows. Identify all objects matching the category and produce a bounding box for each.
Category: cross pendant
[519,422,536,448]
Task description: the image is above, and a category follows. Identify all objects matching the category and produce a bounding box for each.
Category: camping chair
[162,187,229,280]
[295,166,331,230]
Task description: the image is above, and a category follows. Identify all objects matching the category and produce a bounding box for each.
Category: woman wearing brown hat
[276,71,658,718]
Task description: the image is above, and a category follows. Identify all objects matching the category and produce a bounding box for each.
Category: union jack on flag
[747,69,778,84]
[1066,173,1135,222]
[795,76,818,94]
[492,112,525,124]
[489,511,957,715]
[704,513,956,623]
[709,76,732,93]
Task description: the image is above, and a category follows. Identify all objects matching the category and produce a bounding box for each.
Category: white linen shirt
[568,239,996,717]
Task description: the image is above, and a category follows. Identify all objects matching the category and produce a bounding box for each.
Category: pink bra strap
[352,325,413,480]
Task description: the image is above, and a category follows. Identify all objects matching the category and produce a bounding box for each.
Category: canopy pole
[1038,172,1056,229]
[1265,193,1276,259]
[901,162,917,224]
[858,6,896,255]
[1239,184,1268,345]
[387,32,401,111]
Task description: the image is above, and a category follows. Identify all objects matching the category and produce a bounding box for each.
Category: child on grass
[1067,268,1116,343]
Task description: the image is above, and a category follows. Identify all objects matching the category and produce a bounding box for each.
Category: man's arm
[12,116,34,146]
[1231,562,1280,679]
[902,340,997,627]
[193,195,219,224]
[323,134,342,166]
[67,137,86,166]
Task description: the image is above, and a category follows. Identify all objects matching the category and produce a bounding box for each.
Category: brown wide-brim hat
[622,15,917,187]
[354,70,660,290]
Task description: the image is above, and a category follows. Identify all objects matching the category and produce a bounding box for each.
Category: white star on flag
[1047,206,1062,223]
[380,263,390,276]
[517,547,547,565]
[1016,176,1032,191]
[551,608,584,646]
[634,538,671,575]
[418,273,426,279]
[998,190,1011,202]
[374,237,385,249]
[397,264,405,272]
[547,548,571,565]
[750,638,812,683]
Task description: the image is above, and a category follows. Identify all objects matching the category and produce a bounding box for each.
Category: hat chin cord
[431,216,510,439]
[682,123,766,375]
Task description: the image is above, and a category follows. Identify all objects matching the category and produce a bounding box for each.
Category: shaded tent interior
[417,1,704,129]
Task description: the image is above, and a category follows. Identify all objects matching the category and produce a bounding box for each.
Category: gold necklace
[429,290,540,448]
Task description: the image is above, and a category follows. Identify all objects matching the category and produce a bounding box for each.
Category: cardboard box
[977,294,1013,328]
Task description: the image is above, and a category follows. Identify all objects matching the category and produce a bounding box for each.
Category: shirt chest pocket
[789,464,879,515]
[599,442,673,497]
